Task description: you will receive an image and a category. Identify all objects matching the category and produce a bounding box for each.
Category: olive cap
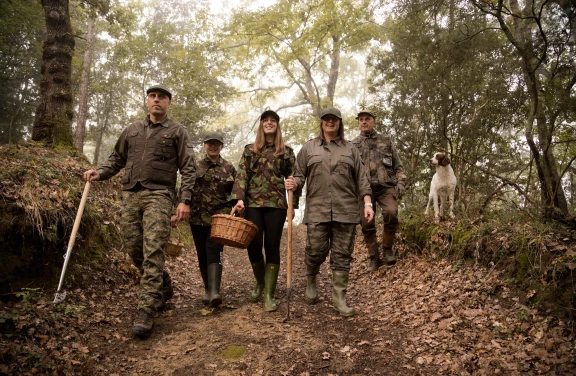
[146,84,172,100]
[320,107,342,119]
[203,131,224,144]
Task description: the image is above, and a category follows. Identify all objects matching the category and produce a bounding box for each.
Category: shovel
[285,190,294,321]
[53,181,91,304]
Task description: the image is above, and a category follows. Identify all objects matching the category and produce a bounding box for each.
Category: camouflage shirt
[189,155,237,226]
[231,143,297,209]
[351,130,405,189]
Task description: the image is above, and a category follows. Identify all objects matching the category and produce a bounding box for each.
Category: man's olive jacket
[97,116,196,201]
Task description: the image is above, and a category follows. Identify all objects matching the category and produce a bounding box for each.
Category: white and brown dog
[425,152,457,219]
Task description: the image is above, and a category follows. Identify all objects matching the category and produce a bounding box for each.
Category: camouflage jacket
[189,155,237,226]
[351,130,405,189]
[293,137,372,224]
[231,143,297,209]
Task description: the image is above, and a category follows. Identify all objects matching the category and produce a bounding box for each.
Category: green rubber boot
[263,264,280,312]
[305,264,320,304]
[200,268,209,305]
[250,260,266,301]
[207,263,222,308]
[332,271,355,317]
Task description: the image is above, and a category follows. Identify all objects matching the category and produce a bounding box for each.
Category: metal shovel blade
[53,290,67,304]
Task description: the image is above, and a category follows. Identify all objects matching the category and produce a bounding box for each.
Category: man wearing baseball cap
[285,106,374,317]
[352,108,406,270]
[84,84,196,338]
[188,131,236,308]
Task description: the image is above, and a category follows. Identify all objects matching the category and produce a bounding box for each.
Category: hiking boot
[132,309,154,338]
[382,246,397,266]
[161,271,174,302]
[367,258,383,272]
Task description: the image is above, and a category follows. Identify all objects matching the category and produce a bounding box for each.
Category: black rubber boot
[250,260,266,301]
[332,271,355,317]
[207,263,222,308]
[305,264,320,304]
[200,268,209,305]
[263,264,280,312]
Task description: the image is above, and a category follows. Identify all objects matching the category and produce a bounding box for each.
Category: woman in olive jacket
[232,110,297,312]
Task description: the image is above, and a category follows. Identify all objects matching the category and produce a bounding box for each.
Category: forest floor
[2,222,576,375]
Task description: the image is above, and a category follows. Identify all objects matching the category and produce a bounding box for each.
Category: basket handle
[229,206,243,218]
[174,224,182,242]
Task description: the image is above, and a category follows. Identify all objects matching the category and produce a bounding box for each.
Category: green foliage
[15,288,43,303]
[0,0,44,145]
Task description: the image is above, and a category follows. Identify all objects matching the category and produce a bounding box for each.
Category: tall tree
[32,0,76,147]
[74,15,96,152]
[225,0,379,117]
[0,0,44,144]
[470,0,575,217]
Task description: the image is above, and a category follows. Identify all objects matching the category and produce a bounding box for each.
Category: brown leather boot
[132,309,154,338]
[365,235,382,271]
[382,232,397,265]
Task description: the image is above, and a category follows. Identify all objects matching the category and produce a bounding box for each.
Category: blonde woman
[232,110,297,312]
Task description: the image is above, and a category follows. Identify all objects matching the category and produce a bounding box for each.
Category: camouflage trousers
[121,188,174,315]
[359,186,399,257]
[305,222,357,272]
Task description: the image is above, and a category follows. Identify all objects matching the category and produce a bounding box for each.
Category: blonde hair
[252,118,286,155]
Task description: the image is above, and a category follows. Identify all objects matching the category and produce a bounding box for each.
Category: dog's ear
[441,154,451,166]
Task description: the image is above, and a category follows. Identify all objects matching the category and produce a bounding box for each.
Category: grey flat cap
[146,84,172,100]
[320,107,342,119]
[203,131,224,144]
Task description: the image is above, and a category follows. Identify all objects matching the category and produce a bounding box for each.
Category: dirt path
[2,224,575,375]
[83,225,575,375]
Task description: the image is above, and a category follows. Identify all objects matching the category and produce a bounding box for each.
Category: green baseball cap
[320,107,342,119]
[146,84,172,100]
[203,131,224,144]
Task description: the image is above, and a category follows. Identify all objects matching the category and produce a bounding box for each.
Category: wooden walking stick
[285,190,294,321]
[53,181,91,304]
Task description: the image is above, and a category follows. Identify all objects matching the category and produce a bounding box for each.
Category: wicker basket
[165,225,184,257]
[210,207,258,249]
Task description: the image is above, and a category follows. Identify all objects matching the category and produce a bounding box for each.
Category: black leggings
[190,225,223,268]
[244,207,287,265]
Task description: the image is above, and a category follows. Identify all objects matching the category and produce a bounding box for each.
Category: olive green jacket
[97,115,196,201]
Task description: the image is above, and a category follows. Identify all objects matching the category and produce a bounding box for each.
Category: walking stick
[285,190,294,321]
[53,181,91,304]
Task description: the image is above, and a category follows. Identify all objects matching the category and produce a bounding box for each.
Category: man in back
[352,109,406,270]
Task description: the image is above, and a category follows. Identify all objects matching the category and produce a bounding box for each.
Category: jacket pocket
[121,161,133,184]
[335,155,354,176]
[377,152,395,185]
[306,155,323,177]
[154,135,175,160]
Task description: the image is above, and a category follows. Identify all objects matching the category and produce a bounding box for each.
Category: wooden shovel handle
[67,181,91,249]
[286,190,293,288]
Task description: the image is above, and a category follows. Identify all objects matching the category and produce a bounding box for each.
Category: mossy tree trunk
[32,0,75,148]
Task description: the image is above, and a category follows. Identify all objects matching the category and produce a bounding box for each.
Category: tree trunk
[32,0,75,148]
[75,16,96,152]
